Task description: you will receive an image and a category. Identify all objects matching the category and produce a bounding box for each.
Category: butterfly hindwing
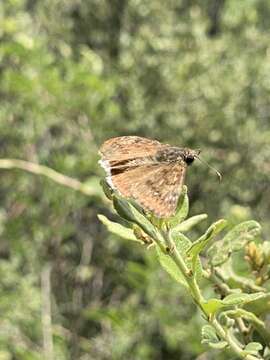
[110,162,187,218]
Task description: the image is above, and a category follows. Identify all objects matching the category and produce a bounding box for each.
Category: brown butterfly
[99,136,221,218]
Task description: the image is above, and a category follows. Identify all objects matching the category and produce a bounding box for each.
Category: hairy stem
[225,309,270,346]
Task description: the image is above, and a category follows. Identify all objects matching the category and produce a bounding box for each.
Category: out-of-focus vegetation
[0,1,270,359]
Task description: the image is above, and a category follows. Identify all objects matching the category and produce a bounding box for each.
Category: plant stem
[158,226,262,360]
[225,309,270,346]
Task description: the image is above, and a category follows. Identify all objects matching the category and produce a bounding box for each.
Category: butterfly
[99,136,220,218]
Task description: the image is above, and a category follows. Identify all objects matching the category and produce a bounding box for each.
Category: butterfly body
[155,147,199,164]
[99,136,200,218]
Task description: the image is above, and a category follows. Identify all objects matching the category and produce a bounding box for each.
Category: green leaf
[166,186,189,228]
[223,292,266,306]
[244,342,263,356]
[173,214,208,233]
[201,325,218,343]
[223,220,261,251]
[202,299,225,314]
[203,292,266,315]
[156,232,202,287]
[187,219,227,271]
[208,250,227,267]
[113,195,158,240]
[201,325,228,349]
[246,342,263,351]
[208,220,261,266]
[244,292,270,316]
[100,179,113,200]
[208,341,228,350]
[98,214,140,242]
[215,261,266,294]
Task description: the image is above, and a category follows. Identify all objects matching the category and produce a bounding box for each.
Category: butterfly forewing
[99,136,167,165]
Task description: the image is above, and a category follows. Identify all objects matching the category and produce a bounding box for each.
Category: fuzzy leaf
[214,261,265,294]
[156,232,202,287]
[201,325,218,343]
[245,342,263,351]
[202,299,225,314]
[223,220,261,251]
[208,251,227,267]
[113,195,158,240]
[223,292,266,305]
[187,219,227,271]
[208,220,261,266]
[201,325,228,349]
[100,179,113,200]
[173,214,208,233]
[244,292,270,316]
[97,214,140,242]
[244,342,263,356]
[203,292,266,315]
[208,341,228,350]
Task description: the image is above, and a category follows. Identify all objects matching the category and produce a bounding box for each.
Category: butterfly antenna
[195,155,222,181]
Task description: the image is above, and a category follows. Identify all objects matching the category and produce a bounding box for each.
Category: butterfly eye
[185,156,194,165]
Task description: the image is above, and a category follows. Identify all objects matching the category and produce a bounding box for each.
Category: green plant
[99,182,270,359]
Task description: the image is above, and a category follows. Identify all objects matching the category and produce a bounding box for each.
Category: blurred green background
[0,0,270,359]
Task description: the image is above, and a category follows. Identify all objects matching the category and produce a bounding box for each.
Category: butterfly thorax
[155,147,199,165]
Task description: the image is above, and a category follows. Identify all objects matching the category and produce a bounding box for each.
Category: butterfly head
[183,148,201,165]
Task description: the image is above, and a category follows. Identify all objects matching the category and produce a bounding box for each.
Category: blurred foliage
[0,0,270,359]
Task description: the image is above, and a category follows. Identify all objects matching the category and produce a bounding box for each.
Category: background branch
[41,263,54,360]
[0,159,96,196]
